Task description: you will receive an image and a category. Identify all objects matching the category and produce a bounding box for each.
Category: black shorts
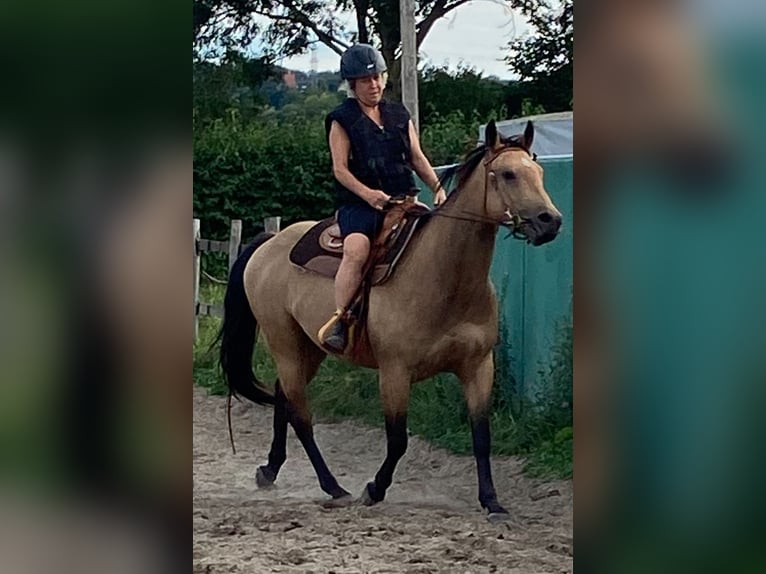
[337,202,385,240]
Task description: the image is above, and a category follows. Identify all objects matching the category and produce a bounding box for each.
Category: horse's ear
[485,120,500,149]
[523,120,535,151]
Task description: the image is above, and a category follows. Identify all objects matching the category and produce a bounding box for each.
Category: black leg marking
[257,380,287,487]
[471,415,507,515]
[287,405,350,499]
[366,414,408,504]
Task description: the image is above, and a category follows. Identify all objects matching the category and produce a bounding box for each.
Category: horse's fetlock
[269,452,286,468]
[367,481,385,503]
[256,465,277,488]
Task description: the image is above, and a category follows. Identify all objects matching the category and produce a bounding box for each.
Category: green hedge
[193,103,338,240]
[193,100,479,240]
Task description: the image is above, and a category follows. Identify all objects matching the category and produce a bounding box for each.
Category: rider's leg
[334,233,370,312]
[318,203,383,351]
[318,233,370,352]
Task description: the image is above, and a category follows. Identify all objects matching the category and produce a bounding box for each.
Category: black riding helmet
[340,44,387,80]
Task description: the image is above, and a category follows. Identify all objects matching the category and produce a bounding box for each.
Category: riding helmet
[340,44,387,80]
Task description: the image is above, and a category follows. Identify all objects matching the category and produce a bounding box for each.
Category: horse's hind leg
[263,332,350,500]
[284,376,351,500]
[361,366,411,505]
[255,378,288,488]
[458,353,509,520]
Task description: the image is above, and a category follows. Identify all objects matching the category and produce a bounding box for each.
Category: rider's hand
[434,188,447,206]
[365,189,391,210]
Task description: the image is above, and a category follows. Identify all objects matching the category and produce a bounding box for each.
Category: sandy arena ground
[193,386,572,573]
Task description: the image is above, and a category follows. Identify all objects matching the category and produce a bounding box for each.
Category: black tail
[218,232,276,406]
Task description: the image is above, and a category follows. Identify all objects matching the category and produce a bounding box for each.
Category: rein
[427,209,529,241]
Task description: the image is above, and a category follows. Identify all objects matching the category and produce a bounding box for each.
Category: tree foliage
[193,50,278,121]
[506,0,572,111]
[193,0,539,100]
[419,64,506,126]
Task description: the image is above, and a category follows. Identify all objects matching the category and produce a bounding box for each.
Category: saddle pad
[288,217,342,276]
[288,207,429,285]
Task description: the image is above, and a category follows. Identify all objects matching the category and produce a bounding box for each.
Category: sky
[272,2,532,80]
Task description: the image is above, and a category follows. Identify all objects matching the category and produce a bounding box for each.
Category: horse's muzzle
[527,209,562,246]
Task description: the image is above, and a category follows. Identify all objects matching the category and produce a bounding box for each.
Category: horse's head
[483,120,562,246]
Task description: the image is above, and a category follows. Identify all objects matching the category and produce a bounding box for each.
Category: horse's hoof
[256,466,276,489]
[487,511,511,523]
[359,482,379,507]
[321,494,354,509]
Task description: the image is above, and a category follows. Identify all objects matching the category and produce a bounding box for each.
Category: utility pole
[399,0,419,131]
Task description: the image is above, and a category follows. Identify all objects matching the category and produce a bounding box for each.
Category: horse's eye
[502,170,516,181]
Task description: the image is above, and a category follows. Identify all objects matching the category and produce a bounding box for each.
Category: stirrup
[317,311,348,353]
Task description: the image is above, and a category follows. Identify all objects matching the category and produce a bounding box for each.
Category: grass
[193,278,572,479]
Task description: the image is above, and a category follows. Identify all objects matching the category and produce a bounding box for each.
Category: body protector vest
[325,99,418,206]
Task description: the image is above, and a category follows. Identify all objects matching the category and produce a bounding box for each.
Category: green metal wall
[489,158,572,395]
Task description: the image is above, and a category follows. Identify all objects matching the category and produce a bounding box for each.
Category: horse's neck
[404,168,498,295]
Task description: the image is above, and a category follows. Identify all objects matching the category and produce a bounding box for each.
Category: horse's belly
[367,314,496,380]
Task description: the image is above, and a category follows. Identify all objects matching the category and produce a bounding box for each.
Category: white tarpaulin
[478,111,573,160]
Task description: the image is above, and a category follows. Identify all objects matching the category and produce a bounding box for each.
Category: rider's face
[354,73,385,106]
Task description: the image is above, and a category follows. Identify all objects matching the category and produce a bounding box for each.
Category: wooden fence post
[228,219,242,271]
[193,218,201,341]
[264,216,281,234]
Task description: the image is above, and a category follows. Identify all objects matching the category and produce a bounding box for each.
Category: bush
[419,110,481,166]
[193,92,343,240]
[194,94,487,239]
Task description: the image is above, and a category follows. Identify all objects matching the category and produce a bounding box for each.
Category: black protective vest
[325,99,417,206]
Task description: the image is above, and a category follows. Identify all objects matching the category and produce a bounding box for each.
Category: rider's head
[340,44,388,104]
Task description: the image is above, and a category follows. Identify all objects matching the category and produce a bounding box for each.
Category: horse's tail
[218,232,276,406]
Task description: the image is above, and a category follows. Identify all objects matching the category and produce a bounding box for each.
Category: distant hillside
[274,66,342,92]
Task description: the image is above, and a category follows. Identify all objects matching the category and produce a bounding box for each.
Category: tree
[193,0,539,101]
[418,64,507,126]
[193,50,278,121]
[505,0,572,112]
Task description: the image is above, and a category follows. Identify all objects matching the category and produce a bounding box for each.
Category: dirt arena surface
[193,387,572,573]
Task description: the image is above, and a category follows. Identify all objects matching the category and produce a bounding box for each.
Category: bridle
[428,144,538,241]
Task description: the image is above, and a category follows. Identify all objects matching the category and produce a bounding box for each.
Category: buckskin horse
[218,120,562,520]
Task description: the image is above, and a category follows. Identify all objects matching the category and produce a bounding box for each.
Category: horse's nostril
[537,211,561,228]
[537,212,553,224]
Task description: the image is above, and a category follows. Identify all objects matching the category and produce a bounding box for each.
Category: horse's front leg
[360,366,412,505]
[458,352,509,520]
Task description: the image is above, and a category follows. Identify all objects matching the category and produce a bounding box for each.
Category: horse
[218,119,562,520]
